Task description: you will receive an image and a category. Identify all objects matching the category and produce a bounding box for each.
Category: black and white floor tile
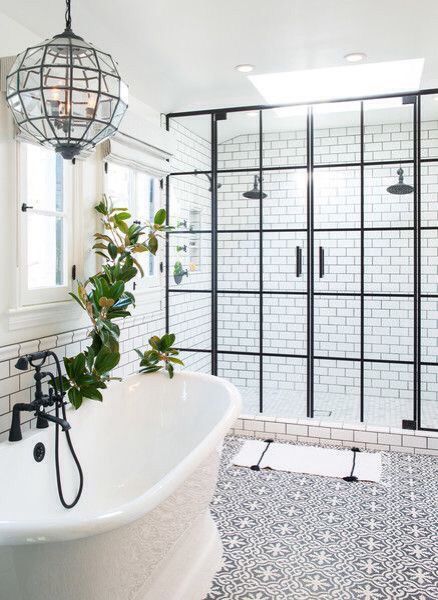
[205,437,438,600]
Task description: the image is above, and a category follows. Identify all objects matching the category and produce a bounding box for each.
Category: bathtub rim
[0,371,241,546]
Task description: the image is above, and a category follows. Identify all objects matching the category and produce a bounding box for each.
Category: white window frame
[104,160,162,295]
[17,141,75,306]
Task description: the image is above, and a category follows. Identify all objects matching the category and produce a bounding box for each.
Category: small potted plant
[173,261,188,285]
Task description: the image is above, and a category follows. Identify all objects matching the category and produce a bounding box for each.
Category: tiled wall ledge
[230,414,438,456]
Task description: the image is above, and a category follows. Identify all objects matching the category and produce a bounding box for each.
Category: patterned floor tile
[205,437,438,600]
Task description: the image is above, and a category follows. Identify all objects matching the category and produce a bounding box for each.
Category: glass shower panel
[364,230,414,295]
[364,164,414,228]
[218,353,260,414]
[168,291,211,350]
[314,359,361,422]
[217,232,259,291]
[168,233,211,291]
[263,294,307,355]
[263,356,307,419]
[217,172,259,231]
[217,110,260,170]
[363,97,414,162]
[421,365,438,429]
[314,231,361,293]
[364,298,414,362]
[421,229,438,294]
[314,296,361,359]
[314,166,361,229]
[421,299,438,363]
[421,162,438,226]
[168,174,211,231]
[421,94,438,160]
[168,114,211,172]
[262,169,307,230]
[263,232,307,293]
[217,294,260,353]
[364,362,413,428]
[313,101,361,165]
[262,107,307,168]
[179,350,211,374]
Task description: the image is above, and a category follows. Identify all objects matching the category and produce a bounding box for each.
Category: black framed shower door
[165,89,438,433]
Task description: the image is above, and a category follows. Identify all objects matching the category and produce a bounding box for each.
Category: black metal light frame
[166,88,438,433]
[6,0,128,160]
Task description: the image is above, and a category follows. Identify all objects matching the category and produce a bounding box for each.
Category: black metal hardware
[21,203,33,212]
[33,442,46,463]
[402,419,417,430]
[71,264,77,281]
[319,246,325,279]
[296,246,302,277]
[104,161,109,174]
[9,350,84,508]
[5,0,128,161]
[160,261,164,274]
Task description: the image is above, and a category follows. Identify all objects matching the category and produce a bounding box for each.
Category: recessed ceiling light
[246,111,258,117]
[433,95,438,102]
[345,52,367,63]
[249,59,424,105]
[235,64,255,73]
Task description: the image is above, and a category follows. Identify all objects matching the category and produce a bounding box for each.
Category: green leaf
[71,353,86,380]
[166,363,174,379]
[162,333,176,350]
[68,388,83,409]
[108,243,118,260]
[108,281,124,300]
[148,235,158,255]
[149,336,161,350]
[167,357,184,365]
[94,347,120,374]
[81,387,103,401]
[154,208,166,226]
[116,211,131,220]
[139,365,162,374]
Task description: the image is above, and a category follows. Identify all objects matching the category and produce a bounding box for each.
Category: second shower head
[387,168,414,195]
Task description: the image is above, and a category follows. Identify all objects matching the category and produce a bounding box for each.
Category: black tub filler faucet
[9,350,70,442]
[8,350,84,509]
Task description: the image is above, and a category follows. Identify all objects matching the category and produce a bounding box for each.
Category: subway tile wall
[0,303,164,442]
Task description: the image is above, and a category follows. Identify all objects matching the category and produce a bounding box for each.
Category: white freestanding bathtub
[0,371,241,600]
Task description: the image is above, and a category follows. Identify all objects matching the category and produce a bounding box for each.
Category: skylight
[248,59,424,105]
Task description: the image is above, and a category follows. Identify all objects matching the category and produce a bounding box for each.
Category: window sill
[8,300,86,331]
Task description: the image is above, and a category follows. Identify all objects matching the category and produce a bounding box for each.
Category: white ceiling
[1,0,438,115]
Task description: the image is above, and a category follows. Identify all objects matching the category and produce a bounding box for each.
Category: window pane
[26,143,64,212]
[136,172,158,278]
[107,162,132,207]
[27,214,65,288]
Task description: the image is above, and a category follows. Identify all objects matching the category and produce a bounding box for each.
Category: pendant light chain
[65,0,72,31]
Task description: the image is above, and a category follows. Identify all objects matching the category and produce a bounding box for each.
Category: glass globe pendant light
[6,0,128,160]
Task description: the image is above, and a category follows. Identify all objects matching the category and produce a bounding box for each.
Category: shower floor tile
[240,388,438,428]
[205,437,438,600]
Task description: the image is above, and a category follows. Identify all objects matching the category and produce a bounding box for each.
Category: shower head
[386,168,414,195]
[242,175,267,200]
[194,170,221,191]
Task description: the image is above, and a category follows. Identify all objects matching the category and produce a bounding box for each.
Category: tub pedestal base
[142,509,223,600]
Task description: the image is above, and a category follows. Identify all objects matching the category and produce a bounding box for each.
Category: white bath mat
[233,440,382,483]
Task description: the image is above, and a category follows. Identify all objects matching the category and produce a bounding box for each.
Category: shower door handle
[319,246,325,278]
[296,246,302,277]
